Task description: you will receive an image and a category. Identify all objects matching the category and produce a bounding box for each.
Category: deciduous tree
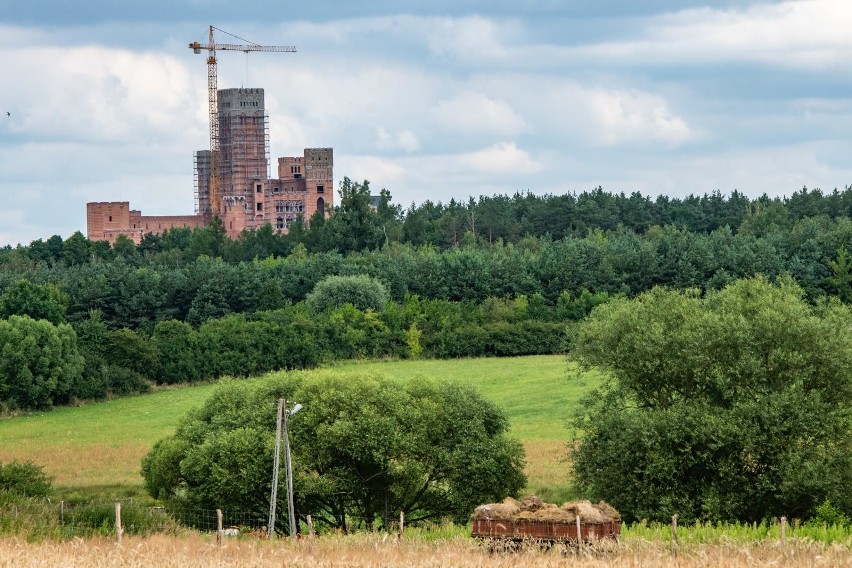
[142,371,525,532]
[570,277,852,523]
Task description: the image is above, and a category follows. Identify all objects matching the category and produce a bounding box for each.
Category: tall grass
[1,532,851,567]
[0,492,180,541]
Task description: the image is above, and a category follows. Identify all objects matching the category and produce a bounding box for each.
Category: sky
[1,0,851,246]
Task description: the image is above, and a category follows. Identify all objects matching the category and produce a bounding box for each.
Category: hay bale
[560,500,607,523]
[519,495,544,512]
[502,497,520,509]
[517,504,574,522]
[596,501,621,522]
[471,497,521,520]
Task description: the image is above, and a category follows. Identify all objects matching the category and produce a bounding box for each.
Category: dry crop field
[2,533,851,567]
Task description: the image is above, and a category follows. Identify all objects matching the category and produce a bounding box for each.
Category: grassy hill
[0,355,602,502]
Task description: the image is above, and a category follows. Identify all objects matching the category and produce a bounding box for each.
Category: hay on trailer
[561,500,605,523]
[472,496,620,524]
[596,500,621,522]
[518,495,544,512]
[471,497,520,520]
[516,503,574,521]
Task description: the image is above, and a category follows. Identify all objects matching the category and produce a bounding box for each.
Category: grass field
[3,533,851,568]
[0,355,601,502]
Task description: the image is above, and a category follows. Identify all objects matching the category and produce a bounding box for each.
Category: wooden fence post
[780,516,787,546]
[60,500,64,526]
[397,511,404,541]
[671,514,678,555]
[307,515,314,540]
[216,509,223,546]
[576,515,583,551]
[115,502,123,544]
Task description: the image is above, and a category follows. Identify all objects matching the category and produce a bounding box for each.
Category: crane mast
[189,26,296,219]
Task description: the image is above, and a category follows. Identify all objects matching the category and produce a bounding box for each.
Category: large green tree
[570,276,852,523]
[0,315,84,410]
[142,370,525,532]
[0,279,68,324]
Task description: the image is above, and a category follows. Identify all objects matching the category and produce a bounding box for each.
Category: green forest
[0,182,851,410]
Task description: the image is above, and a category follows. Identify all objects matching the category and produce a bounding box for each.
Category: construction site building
[87,87,333,244]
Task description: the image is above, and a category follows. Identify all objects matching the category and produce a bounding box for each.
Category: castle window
[273,186,280,194]
[257,202,263,212]
[108,216,112,222]
[316,185,324,194]
[276,202,285,213]
[277,217,285,229]
[317,197,325,215]
[256,184,262,193]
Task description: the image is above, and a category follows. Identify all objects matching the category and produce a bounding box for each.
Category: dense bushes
[142,296,570,385]
[0,460,52,497]
[571,277,852,524]
[0,316,84,410]
[1,186,849,409]
[306,274,389,313]
[0,290,576,409]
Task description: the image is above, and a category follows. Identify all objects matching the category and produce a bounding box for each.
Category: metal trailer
[471,517,621,551]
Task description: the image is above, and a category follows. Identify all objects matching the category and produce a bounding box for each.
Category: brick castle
[87,87,332,244]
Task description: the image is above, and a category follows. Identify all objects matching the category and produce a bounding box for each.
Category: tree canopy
[570,277,852,523]
[142,370,526,532]
[0,315,84,410]
[305,274,389,313]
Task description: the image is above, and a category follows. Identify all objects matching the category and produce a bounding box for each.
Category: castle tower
[217,88,269,212]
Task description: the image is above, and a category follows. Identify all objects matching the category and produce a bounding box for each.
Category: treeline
[3,182,852,266]
[0,217,849,334]
[0,184,851,411]
[0,285,574,411]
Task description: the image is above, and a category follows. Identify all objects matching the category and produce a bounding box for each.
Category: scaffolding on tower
[189,26,295,219]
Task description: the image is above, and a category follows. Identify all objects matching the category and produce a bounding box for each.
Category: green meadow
[0,355,602,502]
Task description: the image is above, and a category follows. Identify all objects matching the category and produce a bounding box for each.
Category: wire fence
[0,497,177,539]
[5,498,850,546]
[0,496,446,541]
[162,505,418,537]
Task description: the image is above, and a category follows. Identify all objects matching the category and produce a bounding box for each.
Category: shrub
[305,275,389,313]
[0,460,53,497]
[0,315,85,410]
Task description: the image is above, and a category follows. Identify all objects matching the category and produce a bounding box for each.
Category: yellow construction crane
[189,26,296,218]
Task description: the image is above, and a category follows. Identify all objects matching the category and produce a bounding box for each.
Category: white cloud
[3,45,202,144]
[465,75,692,148]
[68,172,194,210]
[427,16,515,62]
[584,88,692,146]
[581,0,852,69]
[336,154,407,189]
[376,127,421,152]
[458,142,540,175]
[0,209,45,247]
[432,91,526,136]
